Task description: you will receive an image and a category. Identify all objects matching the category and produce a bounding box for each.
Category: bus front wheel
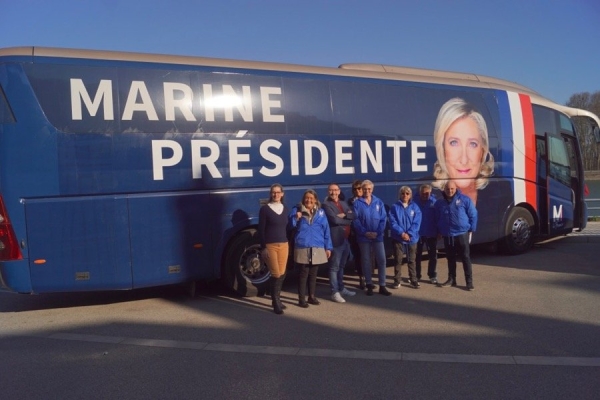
[223,229,270,297]
[502,207,534,254]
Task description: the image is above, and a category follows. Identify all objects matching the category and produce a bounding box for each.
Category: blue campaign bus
[1,47,598,295]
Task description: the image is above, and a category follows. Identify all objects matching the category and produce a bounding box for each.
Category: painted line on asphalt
[17,332,600,367]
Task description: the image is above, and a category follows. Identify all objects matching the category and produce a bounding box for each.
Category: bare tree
[567,91,600,171]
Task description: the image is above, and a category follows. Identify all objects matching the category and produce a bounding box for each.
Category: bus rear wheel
[502,207,534,254]
[223,229,270,297]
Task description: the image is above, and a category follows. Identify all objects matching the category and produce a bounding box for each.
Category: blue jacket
[388,200,421,244]
[322,198,355,247]
[434,189,478,237]
[414,194,437,238]
[352,195,387,242]
[289,206,333,250]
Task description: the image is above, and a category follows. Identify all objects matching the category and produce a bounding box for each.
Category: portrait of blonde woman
[431,97,495,205]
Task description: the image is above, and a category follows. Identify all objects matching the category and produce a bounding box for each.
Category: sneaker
[467,283,475,291]
[391,281,400,289]
[430,278,438,285]
[451,280,457,287]
[331,292,346,303]
[366,286,374,296]
[409,280,420,289]
[341,288,356,297]
[379,287,392,296]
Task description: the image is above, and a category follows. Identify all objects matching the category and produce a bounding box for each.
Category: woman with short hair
[290,189,333,308]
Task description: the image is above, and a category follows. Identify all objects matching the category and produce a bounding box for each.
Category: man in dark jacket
[323,183,356,303]
[434,180,477,290]
[414,184,439,284]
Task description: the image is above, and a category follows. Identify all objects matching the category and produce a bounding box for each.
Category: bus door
[536,136,549,235]
[563,135,586,230]
[545,134,575,235]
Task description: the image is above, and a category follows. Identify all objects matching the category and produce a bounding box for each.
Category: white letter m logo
[552,204,563,219]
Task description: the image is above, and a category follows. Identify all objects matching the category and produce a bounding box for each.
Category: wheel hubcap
[511,217,531,247]
[239,245,269,284]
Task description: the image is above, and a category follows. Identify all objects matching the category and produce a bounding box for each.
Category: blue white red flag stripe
[507,92,537,211]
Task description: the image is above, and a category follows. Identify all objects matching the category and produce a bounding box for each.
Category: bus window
[547,135,571,186]
[559,114,574,133]
[533,106,557,136]
[564,136,579,179]
[536,137,547,179]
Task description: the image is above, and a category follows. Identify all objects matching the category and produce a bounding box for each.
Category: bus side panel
[24,197,132,292]
[128,193,213,288]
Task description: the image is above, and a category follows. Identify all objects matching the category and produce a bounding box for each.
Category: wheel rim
[238,244,270,284]
[511,217,532,247]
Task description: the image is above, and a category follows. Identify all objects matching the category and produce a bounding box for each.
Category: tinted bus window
[548,135,571,186]
[533,106,557,136]
[559,114,574,133]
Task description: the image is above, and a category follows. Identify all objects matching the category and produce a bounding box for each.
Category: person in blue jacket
[434,180,478,290]
[352,180,391,296]
[290,189,333,307]
[413,184,439,284]
[389,186,422,289]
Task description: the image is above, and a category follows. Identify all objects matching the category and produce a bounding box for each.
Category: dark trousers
[297,263,320,300]
[349,235,362,276]
[416,236,438,279]
[443,233,472,284]
[392,241,417,282]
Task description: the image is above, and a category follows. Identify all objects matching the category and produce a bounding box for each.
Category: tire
[223,229,270,297]
[502,207,535,255]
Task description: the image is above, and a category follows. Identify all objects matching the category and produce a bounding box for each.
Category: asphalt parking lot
[1,223,599,399]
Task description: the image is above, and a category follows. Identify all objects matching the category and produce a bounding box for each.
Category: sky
[2,0,599,105]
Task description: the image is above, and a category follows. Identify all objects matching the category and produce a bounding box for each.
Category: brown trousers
[265,242,289,278]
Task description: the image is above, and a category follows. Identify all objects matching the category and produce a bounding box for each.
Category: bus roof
[1,46,598,127]
[339,63,600,128]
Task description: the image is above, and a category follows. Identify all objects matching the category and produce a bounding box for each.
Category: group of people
[258,179,478,315]
[389,180,478,293]
[257,96,490,314]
